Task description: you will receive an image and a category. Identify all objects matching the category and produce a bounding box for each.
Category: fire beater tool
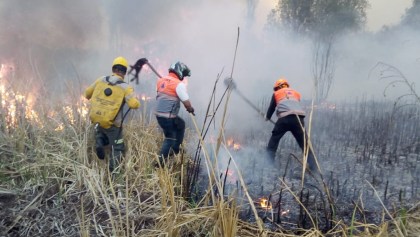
[128,58,162,84]
[224,77,275,124]
[128,58,194,116]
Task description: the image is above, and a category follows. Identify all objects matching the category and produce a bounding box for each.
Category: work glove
[186,106,195,116]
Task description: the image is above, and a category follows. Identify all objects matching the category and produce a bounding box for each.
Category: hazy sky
[0,0,417,105]
[366,0,412,30]
[256,0,413,32]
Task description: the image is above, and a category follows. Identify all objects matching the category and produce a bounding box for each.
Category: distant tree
[266,0,313,35]
[266,0,368,103]
[312,37,335,103]
[267,0,368,37]
[401,0,420,29]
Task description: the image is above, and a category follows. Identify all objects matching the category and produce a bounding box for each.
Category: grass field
[0,73,419,237]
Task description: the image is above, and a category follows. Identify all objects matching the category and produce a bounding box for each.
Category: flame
[281,209,290,216]
[227,137,234,147]
[0,61,89,130]
[61,96,89,126]
[226,137,241,151]
[260,198,272,210]
[0,83,41,128]
[77,96,89,118]
[64,106,74,124]
[140,94,152,101]
[0,63,14,79]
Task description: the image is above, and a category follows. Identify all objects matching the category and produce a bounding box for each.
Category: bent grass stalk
[223,144,266,237]
[1,66,419,236]
[366,180,405,237]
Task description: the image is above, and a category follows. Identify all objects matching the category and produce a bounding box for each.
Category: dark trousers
[267,115,317,171]
[156,116,185,160]
[95,125,124,172]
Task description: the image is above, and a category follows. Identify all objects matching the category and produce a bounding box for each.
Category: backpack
[89,76,125,129]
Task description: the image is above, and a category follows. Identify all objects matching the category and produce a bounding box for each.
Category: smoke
[0,0,106,51]
[328,28,420,101]
[0,0,419,141]
[0,0,107,96]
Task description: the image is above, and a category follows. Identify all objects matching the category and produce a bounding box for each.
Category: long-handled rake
[224,77,275,124]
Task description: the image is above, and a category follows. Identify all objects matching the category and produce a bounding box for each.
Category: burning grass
[0,71,419,236]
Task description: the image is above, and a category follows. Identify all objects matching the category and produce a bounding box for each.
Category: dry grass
[0,85,419,236]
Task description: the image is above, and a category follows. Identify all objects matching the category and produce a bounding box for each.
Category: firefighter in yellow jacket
[84,56,140,173]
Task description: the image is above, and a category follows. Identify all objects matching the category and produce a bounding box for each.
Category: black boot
[96,146,105,160]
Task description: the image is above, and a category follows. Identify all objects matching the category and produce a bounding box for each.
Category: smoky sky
[0,0,105,51]
[0,0,419,133]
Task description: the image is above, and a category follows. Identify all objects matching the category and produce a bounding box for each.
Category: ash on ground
[193,101,419,231]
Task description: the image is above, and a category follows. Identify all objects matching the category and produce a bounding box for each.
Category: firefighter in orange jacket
[265,78,317,172]
[84,56,140,173]
[155,61,194,165]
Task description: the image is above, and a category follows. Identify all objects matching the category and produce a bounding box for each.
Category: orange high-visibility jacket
[274,88,306,118]
[155,72,182,118]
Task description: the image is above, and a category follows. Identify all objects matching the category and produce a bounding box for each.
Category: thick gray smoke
[0,0,106,95]
[0,0,418,137]
[0,0,105,51]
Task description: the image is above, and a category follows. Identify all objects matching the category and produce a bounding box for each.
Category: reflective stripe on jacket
[155,73,181,118]
[274,88,306,118]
